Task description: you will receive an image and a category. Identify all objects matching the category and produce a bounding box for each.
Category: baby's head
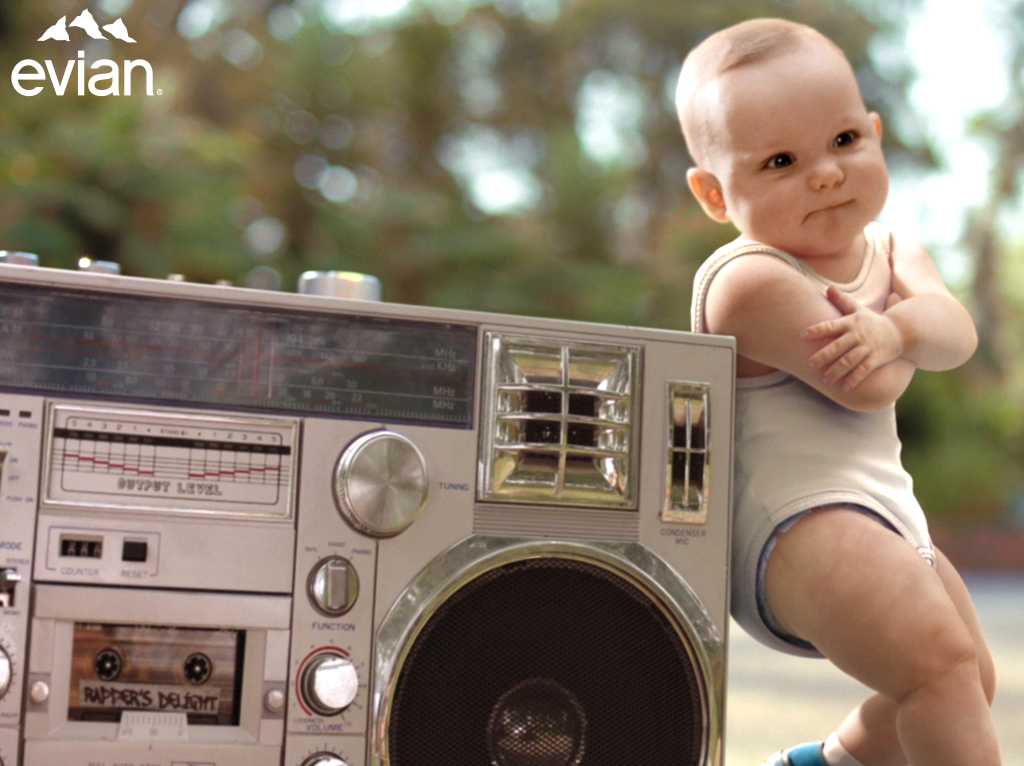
[675,19,889,259]
[676,19,847,167]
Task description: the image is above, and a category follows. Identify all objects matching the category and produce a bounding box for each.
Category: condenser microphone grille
[386,556,706,765]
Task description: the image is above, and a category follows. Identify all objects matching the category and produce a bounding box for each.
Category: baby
[677,18,999,766]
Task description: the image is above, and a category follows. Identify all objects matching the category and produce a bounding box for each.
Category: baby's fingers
[820,346,871,388]
[825,285,861,315]
[807,334,858,371]
[835,353,879,391]
[801,316,850,341]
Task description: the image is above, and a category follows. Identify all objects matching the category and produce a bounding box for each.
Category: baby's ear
[687,168,729,223]
[870,112,882,139]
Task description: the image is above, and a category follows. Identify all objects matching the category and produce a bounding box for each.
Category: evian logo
[39,10,137,43]
[11,10,160,97]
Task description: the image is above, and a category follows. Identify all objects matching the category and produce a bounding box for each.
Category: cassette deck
[0,259,735,766]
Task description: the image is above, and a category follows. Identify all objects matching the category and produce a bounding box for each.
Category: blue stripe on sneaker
[786,742,826,766]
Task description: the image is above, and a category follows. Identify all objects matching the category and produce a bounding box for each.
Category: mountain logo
[11,10,158,97]
[39,10,136,43]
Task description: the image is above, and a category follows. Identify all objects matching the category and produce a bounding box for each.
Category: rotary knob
[300,754,349,766]
[77,257,121,274]
[0,251,39,266]
[300,652,359,717]
[333,431,428,537]
[0,646,11,699]
[297,270,381,301]
[308,556,360,617]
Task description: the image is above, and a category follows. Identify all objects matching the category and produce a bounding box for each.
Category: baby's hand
[802,286,904,391]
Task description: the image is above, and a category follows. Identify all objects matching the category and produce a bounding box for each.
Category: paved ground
[724,574,1024,766]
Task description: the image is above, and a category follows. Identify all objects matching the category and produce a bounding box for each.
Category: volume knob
[300,754,349,766]
[0,646,11,698]
[333,431,428,537]
[300,652,358,717]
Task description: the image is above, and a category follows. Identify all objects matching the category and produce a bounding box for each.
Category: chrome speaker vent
[665,382,711,524]
[478,334,640,508]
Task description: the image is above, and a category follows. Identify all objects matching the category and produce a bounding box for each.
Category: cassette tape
[22,584,291,766]
[68,622,243,725]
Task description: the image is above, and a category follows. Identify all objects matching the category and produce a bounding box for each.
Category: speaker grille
[386,556,706,765]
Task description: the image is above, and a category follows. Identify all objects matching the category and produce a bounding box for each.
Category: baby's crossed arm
[885,233,978,370]
[703,253,916,412]
[804,234,977,386]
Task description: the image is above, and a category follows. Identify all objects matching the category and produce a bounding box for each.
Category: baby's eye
[834,131,858,148]
[764,153,793,169]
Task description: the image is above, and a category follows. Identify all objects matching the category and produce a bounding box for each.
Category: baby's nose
[809,158,844,190]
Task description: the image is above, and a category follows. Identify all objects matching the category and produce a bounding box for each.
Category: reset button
[122,539,148,562]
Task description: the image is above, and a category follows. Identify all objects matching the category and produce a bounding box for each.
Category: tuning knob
[300,753,349,766]
[333,431,428,537]
[300,652,358,717]
[0,646,11,699]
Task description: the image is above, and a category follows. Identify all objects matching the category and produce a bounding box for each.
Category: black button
[122,540,148,562]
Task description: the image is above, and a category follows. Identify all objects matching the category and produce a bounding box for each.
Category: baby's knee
[978,645,997,706]
[897,626,983,703]
[912,616,997,707]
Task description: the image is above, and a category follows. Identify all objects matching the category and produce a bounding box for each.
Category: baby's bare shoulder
[703,252,822,336]
[887,231,953,299]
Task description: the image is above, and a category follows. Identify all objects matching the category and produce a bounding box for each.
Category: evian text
[12,50,155,96]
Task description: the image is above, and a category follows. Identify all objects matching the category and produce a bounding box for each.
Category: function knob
[307,556,360,617]
[0,646,11,698]
[300,652,358,717]
[333,431,428,537]
[300,753,349,766]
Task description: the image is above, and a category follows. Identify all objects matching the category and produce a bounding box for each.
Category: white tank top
[690,222,932,567]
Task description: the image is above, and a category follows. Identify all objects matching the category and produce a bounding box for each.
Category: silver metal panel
[473,503,640,541]
[0,261,735,766]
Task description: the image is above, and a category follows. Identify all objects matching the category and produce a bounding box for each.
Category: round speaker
[374,538,723,766]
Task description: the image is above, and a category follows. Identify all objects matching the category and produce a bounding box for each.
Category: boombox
[0,254,735,766]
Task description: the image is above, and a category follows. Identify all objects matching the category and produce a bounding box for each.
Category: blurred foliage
[0,0,920,318]
[1,0,1022,525]
[903,0,1024,524]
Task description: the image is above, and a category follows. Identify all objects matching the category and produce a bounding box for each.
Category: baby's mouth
[805,199,854,220]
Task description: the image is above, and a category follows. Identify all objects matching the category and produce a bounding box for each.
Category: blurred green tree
[894,0,1024,524]
[1,0,922,329]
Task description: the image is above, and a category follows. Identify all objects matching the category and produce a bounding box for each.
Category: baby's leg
[764,508,1000,766]
[830,547,998,766]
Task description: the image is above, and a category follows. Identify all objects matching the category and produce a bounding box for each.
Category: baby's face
[700,42,888,260]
